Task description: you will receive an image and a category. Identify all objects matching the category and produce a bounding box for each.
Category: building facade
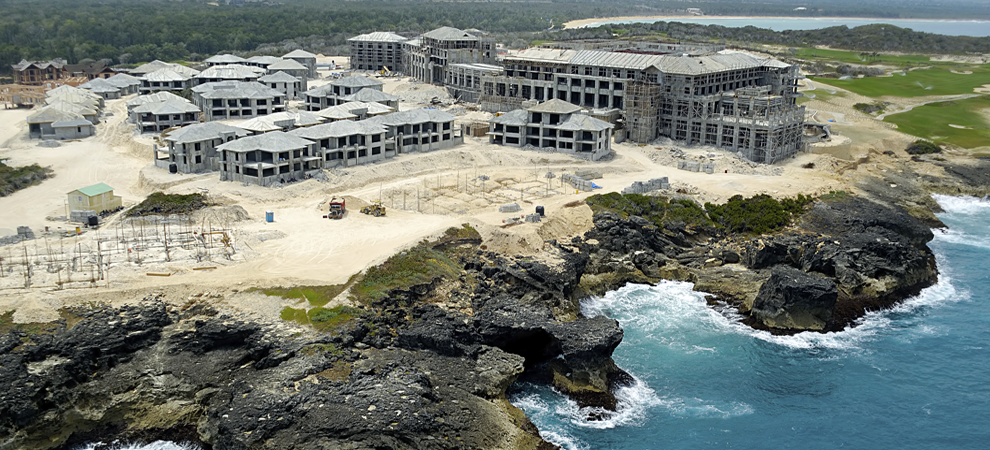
[217,132,318,186]
[488,99,613,161]
[193,82,286,122]
[303,75,384,111]
[348,32,407,72]
[402,27,497,84]
[162,122,250,173]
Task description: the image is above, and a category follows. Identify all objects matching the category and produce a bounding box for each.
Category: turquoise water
[511,195,990,450]
[578,17,990,37]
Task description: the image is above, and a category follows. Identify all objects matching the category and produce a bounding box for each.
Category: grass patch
[443,223,482,240]
[820,190,851,202]
[797,88,845,105]
[0,308,86,337]
[351,242,461,304]
[279,305,366,332]
[586,192,712,229]
[317,362,353,381]
[254,284,350,307]
[0,161,51,197]
[886,95,990,148]
[812,65,990,98]
[127,192,209,216]
[795,48,935,66]
[299,343,344,356]
[308,305,364,332]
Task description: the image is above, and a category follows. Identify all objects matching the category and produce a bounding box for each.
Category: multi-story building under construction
[476,44,804,163]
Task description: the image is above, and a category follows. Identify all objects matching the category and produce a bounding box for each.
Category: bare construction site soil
[0,69,947,323]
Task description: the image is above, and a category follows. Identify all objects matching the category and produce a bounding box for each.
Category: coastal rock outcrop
[751,266,838,331]
[577,195,937,334]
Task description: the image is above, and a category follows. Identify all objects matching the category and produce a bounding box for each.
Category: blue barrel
[265,211,274,223]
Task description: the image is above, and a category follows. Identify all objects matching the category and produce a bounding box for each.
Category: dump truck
[360,200,386,217]
[326,197,345,219]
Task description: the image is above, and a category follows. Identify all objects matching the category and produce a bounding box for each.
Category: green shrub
[253,284,350,307]
[585,192,712,228]
[351,243,460,303]
[308,305,365,332]
[0,162,51,197]
[705,194,812,235]
[905,140,942,155]
[126,192,208,216]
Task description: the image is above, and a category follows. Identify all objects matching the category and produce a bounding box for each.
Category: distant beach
[563,15,990,37]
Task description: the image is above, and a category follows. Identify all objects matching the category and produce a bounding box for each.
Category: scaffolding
[0,214,237,291]
[625,81,662,142]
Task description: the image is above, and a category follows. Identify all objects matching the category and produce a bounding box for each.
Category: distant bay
[568,16,990,37]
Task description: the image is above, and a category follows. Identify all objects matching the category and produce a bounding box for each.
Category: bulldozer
[360,200,386,217]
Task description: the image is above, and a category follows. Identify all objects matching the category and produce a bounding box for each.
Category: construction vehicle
[326,197,345,219]
[378,66,392,77]
[360,200,386,217]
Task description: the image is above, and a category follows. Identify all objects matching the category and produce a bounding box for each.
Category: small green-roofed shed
[67,183,122,214]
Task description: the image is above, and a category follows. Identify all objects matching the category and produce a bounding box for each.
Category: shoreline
[563,15,990,29]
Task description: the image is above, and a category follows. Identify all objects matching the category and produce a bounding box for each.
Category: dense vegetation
[587,192,814,235]
[0,161,51,197]
[906,140,943,155]
[126,192,208,216]
[2,0,990,74]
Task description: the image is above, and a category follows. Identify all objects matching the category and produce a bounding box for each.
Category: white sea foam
[932,227,990,250]
[932,194,990,215]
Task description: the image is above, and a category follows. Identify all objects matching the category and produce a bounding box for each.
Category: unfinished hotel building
[473,45,804,163]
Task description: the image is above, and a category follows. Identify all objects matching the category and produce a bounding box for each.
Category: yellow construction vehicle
[360,200,386,217]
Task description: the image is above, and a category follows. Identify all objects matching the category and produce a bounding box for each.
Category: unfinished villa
[488,99,613,161]
[159,122,251,173]
[192,81,286,121]
[304,76,397,111]
[217,132,318,186]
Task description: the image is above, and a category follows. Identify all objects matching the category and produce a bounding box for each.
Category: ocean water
[578,17,990,37]
[510,194,990,450]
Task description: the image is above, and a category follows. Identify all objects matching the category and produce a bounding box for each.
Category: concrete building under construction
[475,46,804,163]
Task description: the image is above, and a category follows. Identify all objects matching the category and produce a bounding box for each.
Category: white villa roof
[557,113,612,132]
[197,82,285,100]
[289,120,385,139]
[489,109,528,126]
[423,27,477,41]
[44,99,98,116]
[570,50,665,71]
[235,118,284,133]
[127,91,187,108]
[131,98,201,115]
[348,32,408,43]
[106,73,142,88]
[47,85,101,101]
[526,99,582,114]
[267,59,307,71]
[315,101,394,120]
[143,69,193,82]
[27,107,84,124]
[246,55,283,66]
[216,131,313,153]
[235,111,324,132]
[331,75,383,88]
[79,78,120,93]
[204,54,248,64]
[365,108,454,127]
[165,122,250,144]
[52,118,93,128]
[131,60,199,77]
[282,49,317,59]
[342,89,398,103]
[258,71,300,83]
[197,65,265,80]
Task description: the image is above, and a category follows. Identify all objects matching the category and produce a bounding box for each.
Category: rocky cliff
[576,194,939,334]
[0,239,628,449]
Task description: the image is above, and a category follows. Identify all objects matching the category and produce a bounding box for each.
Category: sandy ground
[0,67,953,323]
